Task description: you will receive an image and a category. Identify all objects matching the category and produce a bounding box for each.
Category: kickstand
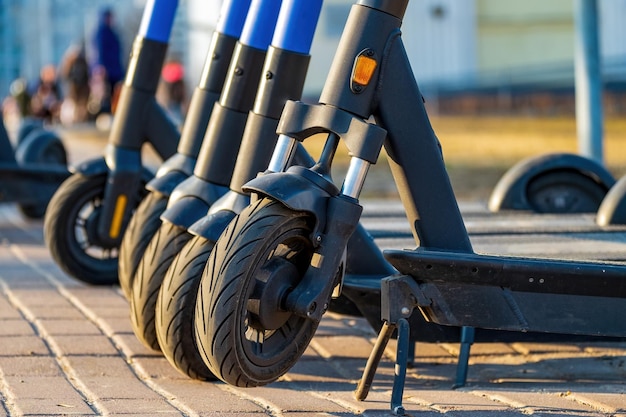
[453,326,475,389]
[355,318,411,416]
[355,321,395,401]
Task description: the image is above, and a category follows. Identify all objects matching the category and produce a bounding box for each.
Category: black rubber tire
[15,130,67,166]
[155,235,218,380]
[119,192,168,300]
[16,130,68,219]
[195,198,318,387]
[527,170,608,213]
[44,173,118,284]
[130,222,192,351]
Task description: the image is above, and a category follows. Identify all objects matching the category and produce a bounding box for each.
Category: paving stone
[25,305,85,320]
[0,356,61,377]
[38,318,102,336]
[97,398,178,414]
[115,333,163,359]
[64,356,134,378]
[567,385,626,414]
[12,398,95,415]
[5,376,94,414]
[312,335,380,359]
[0,296,21,319]
[50,335,119,356]
[8,289,70,307]
[96,317,134,335]
[0,335,50,356]
[155,380,265,413]
[404,388,515,413]
[80,376,168,400]
[0,318,34,336]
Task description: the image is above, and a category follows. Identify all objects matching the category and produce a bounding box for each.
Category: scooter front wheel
[44,173,119,284]
[119,191,168,300]
[130,222,192,351]
[195,197,318,387]
[156,235,217,380]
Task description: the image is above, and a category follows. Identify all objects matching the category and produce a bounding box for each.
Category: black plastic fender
[596,175,626,225]
[70,156,154,184]
[242,168,334,235]
[161,196,212,230]
[148,152,196,194]
[16,118,43,145]
[15,130,68,166]
[187,190,250,241]
[160,174,229,228]
[145,169,189,197]
[488,152,614,213]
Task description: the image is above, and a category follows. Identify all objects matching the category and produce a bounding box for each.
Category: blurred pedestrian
[59,42,91,124]
[157,60,187,125]
[91,7,124,114]
[29,65,62,123]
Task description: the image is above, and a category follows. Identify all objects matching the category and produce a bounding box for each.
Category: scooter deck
[0,163,70,204]
[340,200,626,340]
[384,248,626,337]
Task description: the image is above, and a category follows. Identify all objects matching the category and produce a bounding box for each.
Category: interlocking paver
[5,376,96,414]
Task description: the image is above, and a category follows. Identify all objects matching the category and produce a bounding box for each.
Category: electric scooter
[118,0,251,299]
[152,0,322,381]
[129,0,283,353]
[192,1,626,414]
[1,117,69,218]
[44,0,181,285]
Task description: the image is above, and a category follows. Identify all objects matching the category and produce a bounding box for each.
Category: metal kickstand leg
[391,318,410,415]
[453,326,475,389]
[355,321,395,402]
[356,275,432,414]
[354,319,411,416]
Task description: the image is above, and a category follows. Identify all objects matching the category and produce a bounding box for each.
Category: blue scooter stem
[240,0,283,49]
[272,0,322,54]
[218,0,253,37]
[138,0,178,43]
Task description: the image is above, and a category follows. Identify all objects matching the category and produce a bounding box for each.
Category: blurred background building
[1,0,626,115]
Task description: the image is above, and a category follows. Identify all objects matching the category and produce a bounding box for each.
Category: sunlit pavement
[0,125,625,416]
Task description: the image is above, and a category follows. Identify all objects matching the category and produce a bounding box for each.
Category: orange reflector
[353,55,377,86]
[109,194,128,239]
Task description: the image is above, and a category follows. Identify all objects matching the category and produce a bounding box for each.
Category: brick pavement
[1,126,626,416]
[1,198,625,416]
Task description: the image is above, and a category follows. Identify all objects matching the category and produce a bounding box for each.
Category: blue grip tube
[216,0,253,37]
[138,0,178,43]
[272,0,322,54]
[239,0,283,50]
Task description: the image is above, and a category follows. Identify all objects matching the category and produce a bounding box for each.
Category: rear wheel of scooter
[526,170,607,213]
[195,198,318,386]
[119,191,168,300]
[130,222,192,351]
[44,173,122,284]
[16,130,68,219]
[155,235,217,380]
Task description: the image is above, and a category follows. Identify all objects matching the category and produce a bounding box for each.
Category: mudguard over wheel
[130,222,192,351]
[195,198,318,386]
[156,235,217,380]
[44,173,119,284]
[119,191,168,299]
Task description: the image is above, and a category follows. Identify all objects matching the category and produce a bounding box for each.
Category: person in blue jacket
[92,7,124,113]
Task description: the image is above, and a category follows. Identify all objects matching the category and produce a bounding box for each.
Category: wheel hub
[247,257,301,330]
[83,205,115,249]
